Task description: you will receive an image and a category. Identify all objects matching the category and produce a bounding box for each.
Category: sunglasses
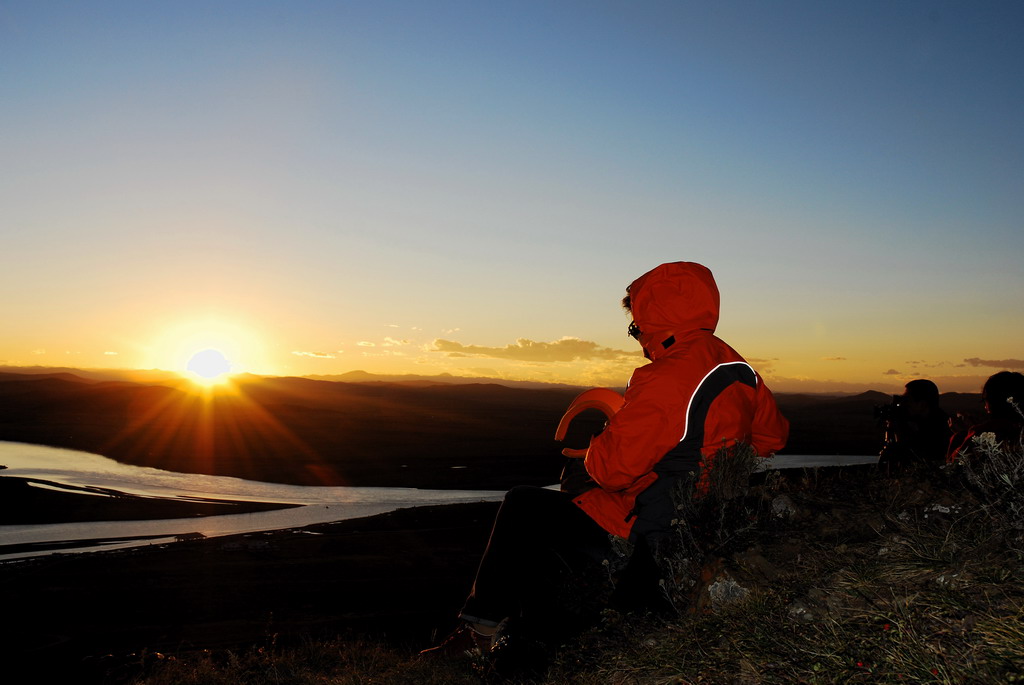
[627,321,642,340]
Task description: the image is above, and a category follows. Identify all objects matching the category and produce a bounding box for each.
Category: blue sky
[2,1,1022,392]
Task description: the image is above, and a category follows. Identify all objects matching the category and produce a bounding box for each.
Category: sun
[186,348,233,384]
[147,317,269,385]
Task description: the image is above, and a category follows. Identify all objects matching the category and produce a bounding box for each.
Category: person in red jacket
[576,261,789,539]
[422,261,789,661]
[946,371,1024,464]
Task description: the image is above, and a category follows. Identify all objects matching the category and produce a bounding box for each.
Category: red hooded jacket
[574,262,789,539]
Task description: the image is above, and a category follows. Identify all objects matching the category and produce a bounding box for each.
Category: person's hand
[948,412,972,434]
[560,458,596,497]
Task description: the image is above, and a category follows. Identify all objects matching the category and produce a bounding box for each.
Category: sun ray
[97,318,349,483]
[97,375,345,485]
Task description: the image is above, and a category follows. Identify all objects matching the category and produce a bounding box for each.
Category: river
[0,441,506,560]
[0,442,876,560]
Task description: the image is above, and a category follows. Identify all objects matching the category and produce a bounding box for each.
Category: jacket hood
[628,262,720,358]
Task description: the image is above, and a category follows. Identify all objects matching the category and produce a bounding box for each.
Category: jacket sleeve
[750,378,789,457]
[584,366,684,492]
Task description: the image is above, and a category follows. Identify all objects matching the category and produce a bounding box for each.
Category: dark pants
[460,485,613,628]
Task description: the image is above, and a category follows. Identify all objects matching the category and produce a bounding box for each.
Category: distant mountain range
[0,365,183,384]
[303,369,600,391]
[0,370,589,490]
[0,365,598,391]
[0,368,982,489]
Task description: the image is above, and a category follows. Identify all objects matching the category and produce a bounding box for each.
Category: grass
[105,639,482,685]
[121,437,1024,684]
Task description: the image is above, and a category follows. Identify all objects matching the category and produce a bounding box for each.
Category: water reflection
[0,441,505,505]
[0,442,505,559]
[0,442,875,560]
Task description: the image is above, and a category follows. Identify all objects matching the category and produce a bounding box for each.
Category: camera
[873,394,907,423]
[875,394,912,465]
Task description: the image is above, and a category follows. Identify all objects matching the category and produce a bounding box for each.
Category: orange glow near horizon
[148,318,272,380]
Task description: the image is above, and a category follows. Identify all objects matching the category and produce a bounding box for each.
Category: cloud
[31,349,46,355]
[742,357,779,377]
[382,337,410,347]
[883,369,901,375]
[906,360,960,369]
[357,341,376,348]
[821,357,847,362]
[104,351,119,356]
[432,337,635,363]
[963,357,1024,370]
[291,350,336,359]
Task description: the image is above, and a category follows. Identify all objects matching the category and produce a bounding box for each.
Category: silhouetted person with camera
[947,371,1024,464]
[877,379,950,475]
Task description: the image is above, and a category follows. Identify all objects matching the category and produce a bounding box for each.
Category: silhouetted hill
[774,391,891,456]
[305,369,592,391]
[0,370,982,488]
[0,365,181,384]
[0,372,585,489]
[775,390,981,457]
[0,371,97,384]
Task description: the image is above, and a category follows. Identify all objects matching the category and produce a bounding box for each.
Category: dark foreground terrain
[0,370,1003,683]
[1,499,500,683]
[5,460,1024,685]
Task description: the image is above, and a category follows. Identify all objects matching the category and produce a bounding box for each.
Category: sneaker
[418,623,494,660]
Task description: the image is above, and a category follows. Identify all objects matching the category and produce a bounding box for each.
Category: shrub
[652,442,764,613]
[957,414,1024,552]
